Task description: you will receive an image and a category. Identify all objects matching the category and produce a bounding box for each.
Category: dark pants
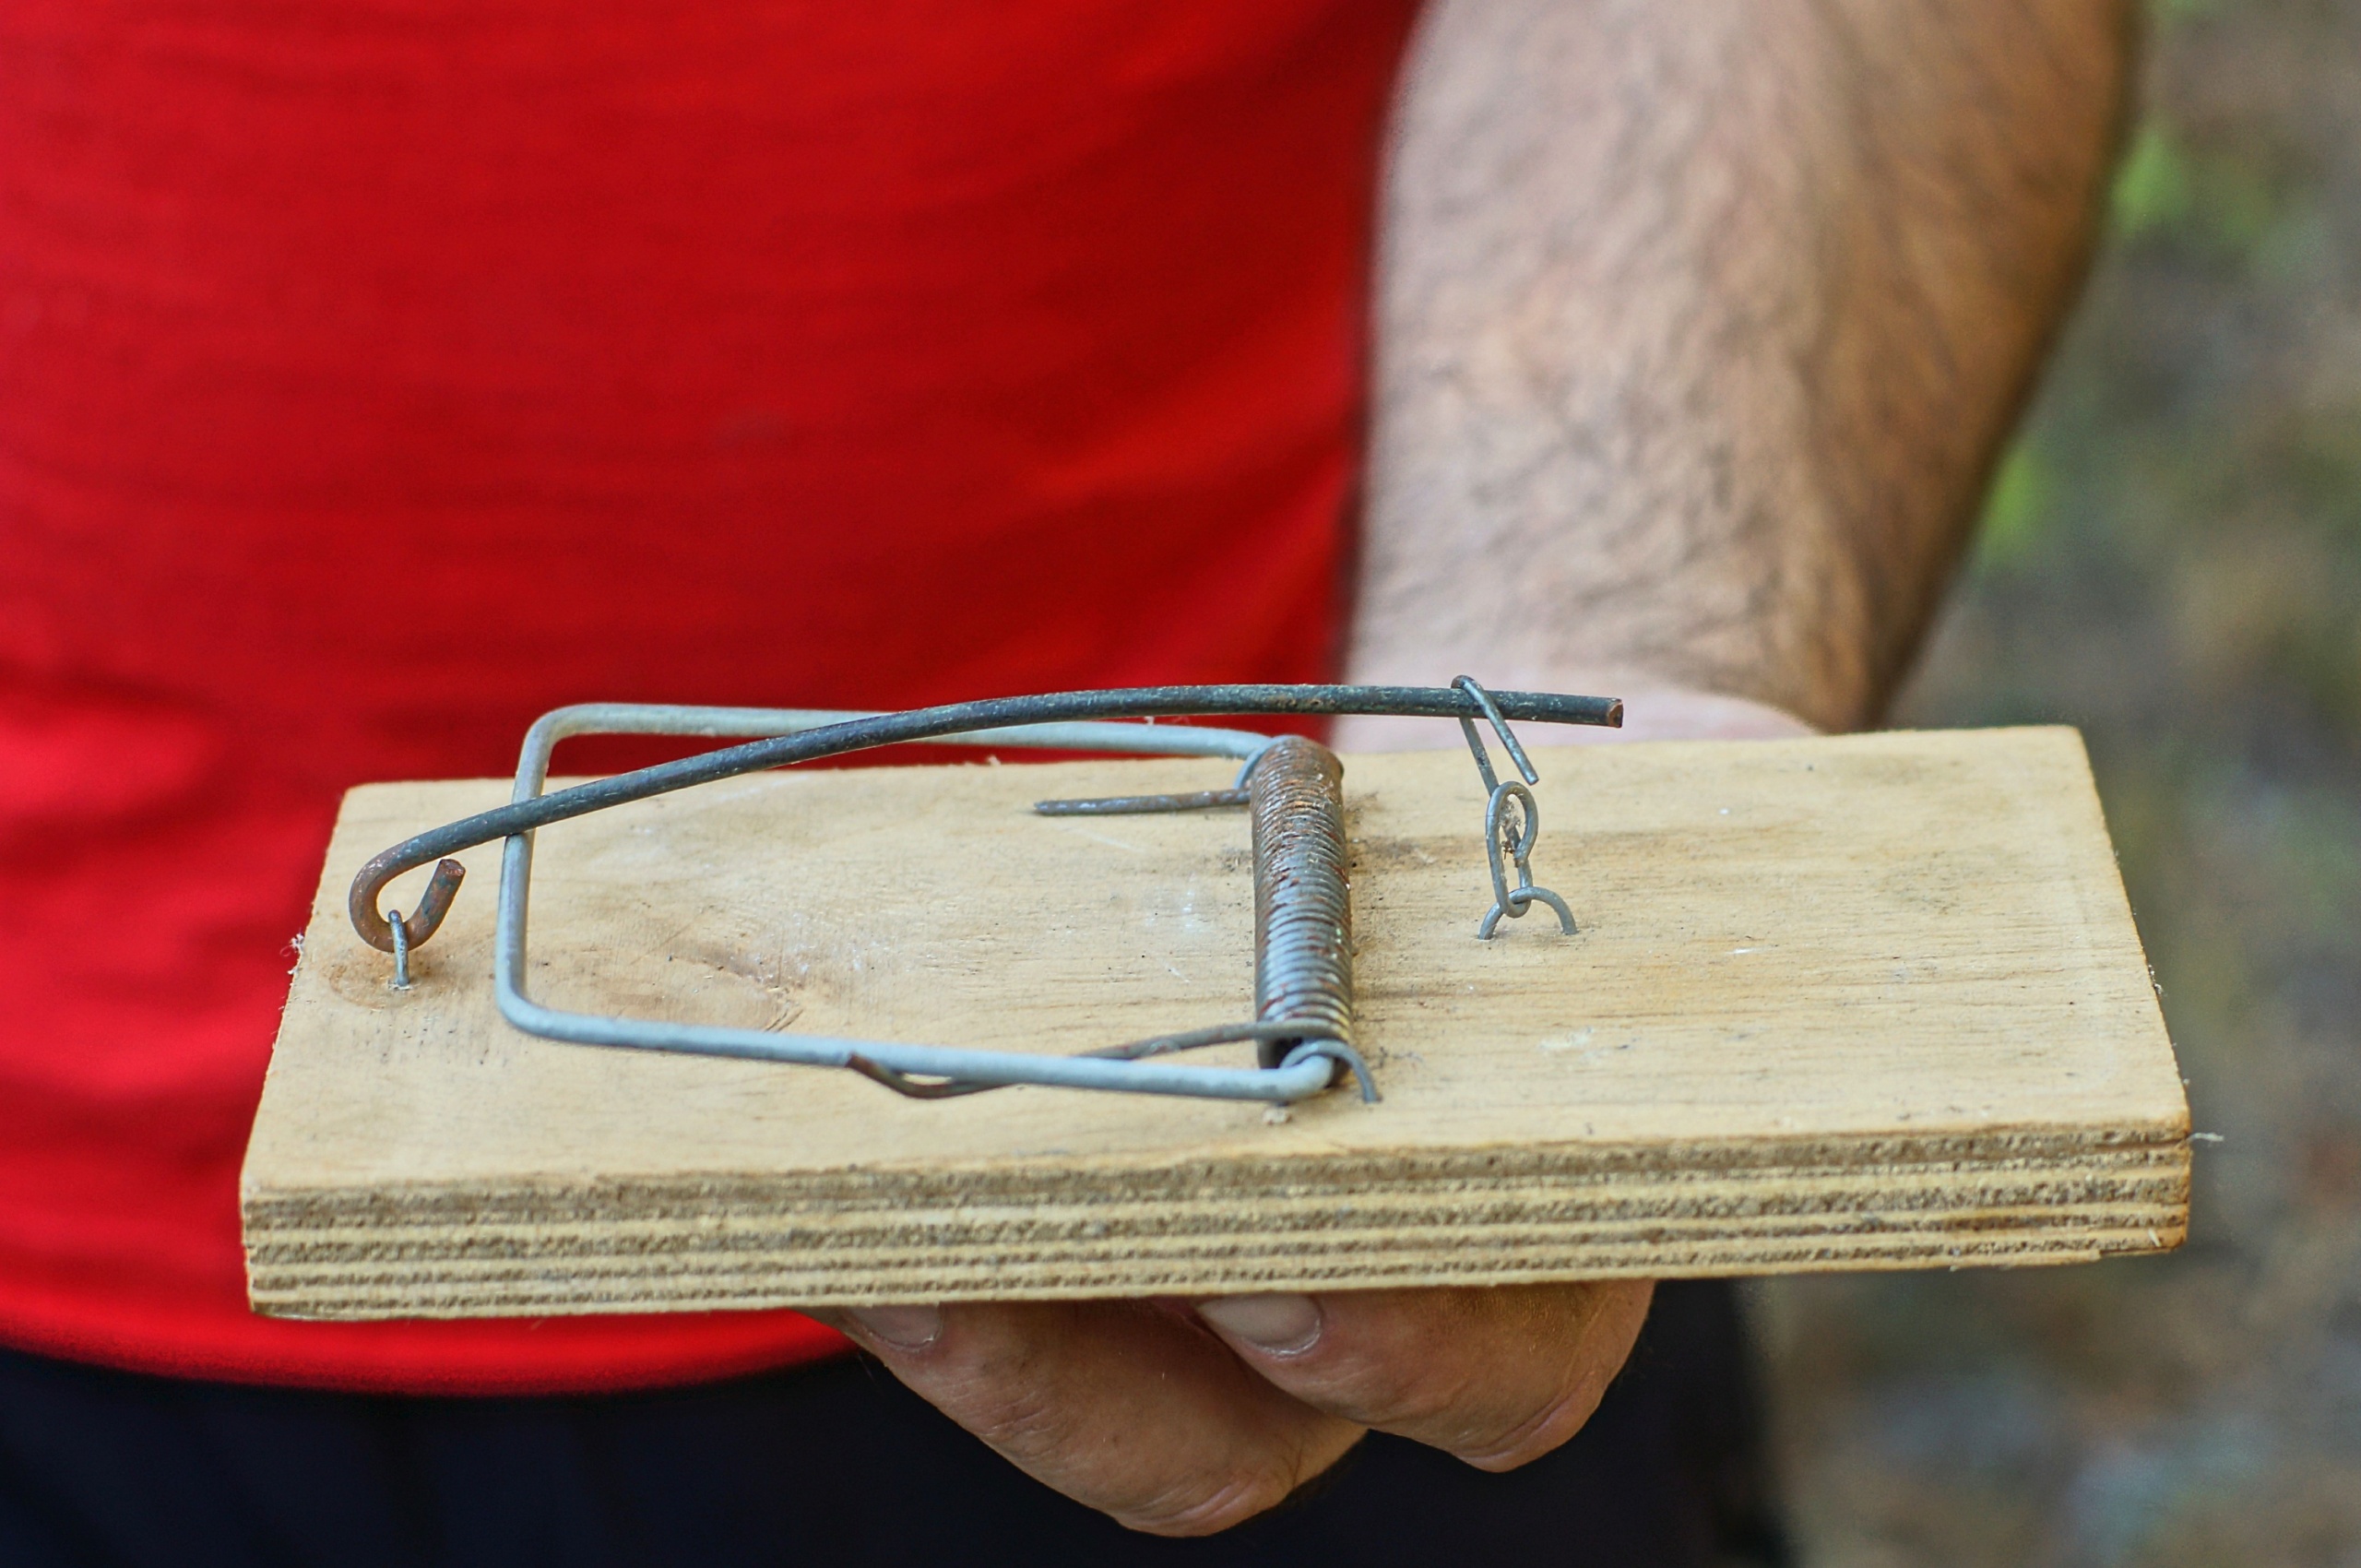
[0,1282,1785,1567]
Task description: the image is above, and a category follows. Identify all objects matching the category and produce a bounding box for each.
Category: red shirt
[0,0,1419,1392]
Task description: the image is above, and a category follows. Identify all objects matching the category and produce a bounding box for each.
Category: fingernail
[845,1304,943,1351]
[1198,1293,1323,1355]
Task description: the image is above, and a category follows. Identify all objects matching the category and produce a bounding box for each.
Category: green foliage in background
[1768,3,2361,1563]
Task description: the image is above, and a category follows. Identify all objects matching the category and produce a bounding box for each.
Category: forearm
[1347,0,2133,733]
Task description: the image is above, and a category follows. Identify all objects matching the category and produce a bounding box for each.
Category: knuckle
[1311,1291,1631,1468]
[1329,1361,1477,1433]
[1453,1372,1608,1471]
[941,1371,1072,1457]
[1116,1458,1303,1538]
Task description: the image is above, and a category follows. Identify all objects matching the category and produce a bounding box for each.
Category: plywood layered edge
[248,1125,2188,1317]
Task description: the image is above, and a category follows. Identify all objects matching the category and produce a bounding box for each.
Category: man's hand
[819,1281,1652,1536]
[817,687,1809,1537]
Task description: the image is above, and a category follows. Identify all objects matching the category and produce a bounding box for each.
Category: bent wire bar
[347,683,1619,1104]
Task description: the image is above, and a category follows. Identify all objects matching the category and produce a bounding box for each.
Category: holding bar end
[350,856,467,955]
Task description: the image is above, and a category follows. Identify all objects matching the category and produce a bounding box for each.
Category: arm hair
[1347,0,2134,731]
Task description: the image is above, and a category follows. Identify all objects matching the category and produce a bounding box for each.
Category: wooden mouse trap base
[242,728,2189,1319]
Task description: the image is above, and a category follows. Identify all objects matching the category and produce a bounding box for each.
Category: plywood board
[242,728,2189,1319]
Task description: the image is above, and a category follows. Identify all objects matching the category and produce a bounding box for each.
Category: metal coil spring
[1249,735,1353,1069]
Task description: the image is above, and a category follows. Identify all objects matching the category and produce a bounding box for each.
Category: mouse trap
[241,683,2190,1319]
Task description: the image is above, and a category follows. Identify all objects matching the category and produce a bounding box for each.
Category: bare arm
[1346,0,2131,736]
[831,1,2133,1535]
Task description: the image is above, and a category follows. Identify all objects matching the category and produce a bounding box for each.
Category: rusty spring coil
[1249,736,1353,1070]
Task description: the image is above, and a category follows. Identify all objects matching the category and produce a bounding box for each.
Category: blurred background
[1757,2,2361,1562]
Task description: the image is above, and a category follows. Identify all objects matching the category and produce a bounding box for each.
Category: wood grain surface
[242,728,2189,1319]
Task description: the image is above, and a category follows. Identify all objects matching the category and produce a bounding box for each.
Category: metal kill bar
[489,705,1347,1103]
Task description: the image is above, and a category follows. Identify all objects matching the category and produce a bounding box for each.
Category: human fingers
[816,1299,1365,1536]
[1194,1279,1653,1470]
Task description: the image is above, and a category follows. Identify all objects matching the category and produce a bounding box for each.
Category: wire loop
[1454,677,1579,939]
